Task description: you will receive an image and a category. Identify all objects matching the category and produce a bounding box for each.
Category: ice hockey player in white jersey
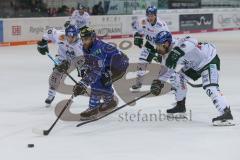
[37,25,84,107]
[131,5,169,91]
[42,28,65,45]
[64,5,90,32]
[150,31,234,126]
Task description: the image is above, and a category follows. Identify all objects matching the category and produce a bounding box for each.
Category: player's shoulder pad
[184,36,198,45]
[100,41,118,54]
[156,18,167,27]
[176,37,196,53]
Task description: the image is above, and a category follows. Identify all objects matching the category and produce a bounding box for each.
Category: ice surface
[0,31,240,160]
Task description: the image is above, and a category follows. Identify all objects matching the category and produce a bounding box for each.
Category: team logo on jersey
[66,50,75,58]
[93,49,102,56]
[146,35,155,43]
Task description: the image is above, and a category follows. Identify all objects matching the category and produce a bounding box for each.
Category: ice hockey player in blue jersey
[72,27,129,120]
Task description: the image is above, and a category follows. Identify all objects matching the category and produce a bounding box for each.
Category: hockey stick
[47,53,78,84]
[32,54,87,136]
[47,53,90,95]
[76,66,81,77]
[33,94,74,136]
[76,92,152,127]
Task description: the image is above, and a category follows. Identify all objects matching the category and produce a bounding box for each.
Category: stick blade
[32,128,48,136]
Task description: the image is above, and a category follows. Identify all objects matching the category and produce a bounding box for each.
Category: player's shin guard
[167,72,187,118]
[132,75,143,90]
[205,86,229,114]
[132,62,148,90]
[204,86,233,125]
[45,88,56,106]
[170,72,187,101]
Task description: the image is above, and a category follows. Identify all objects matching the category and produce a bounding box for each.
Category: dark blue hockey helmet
[65,25,78,37]
[155,31,172,45]
[146,6,157,16]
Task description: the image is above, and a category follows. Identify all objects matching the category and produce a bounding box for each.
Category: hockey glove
[151,79,164,96]
[77,67,87,77]
[165,47,185,69]
[73,82,87,96]
[153,54,162,63]
[55,60,70,73]
[64,21,70,28]
[134,32,143,48]
[37,39,49,55]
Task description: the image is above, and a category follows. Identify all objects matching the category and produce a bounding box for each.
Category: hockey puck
[28,144,34,148]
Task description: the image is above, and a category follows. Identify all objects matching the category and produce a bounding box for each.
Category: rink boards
[0,8,240,46]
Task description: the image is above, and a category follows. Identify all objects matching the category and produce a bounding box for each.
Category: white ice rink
[0,31,240,160]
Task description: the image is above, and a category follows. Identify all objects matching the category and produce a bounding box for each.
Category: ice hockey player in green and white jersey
[64,5,90,32]
[131,5,169,91]
[150,31,234,126]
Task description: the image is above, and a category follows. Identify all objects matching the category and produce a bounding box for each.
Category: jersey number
[146,35,155,43]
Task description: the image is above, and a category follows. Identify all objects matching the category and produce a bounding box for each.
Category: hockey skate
[99,99,117,113]
[45,95,55,107]
[212,107,234,126]
[166,98,187,119]
[79,107,100,121]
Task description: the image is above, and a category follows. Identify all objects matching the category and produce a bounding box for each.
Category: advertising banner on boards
[180,13,213,31]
